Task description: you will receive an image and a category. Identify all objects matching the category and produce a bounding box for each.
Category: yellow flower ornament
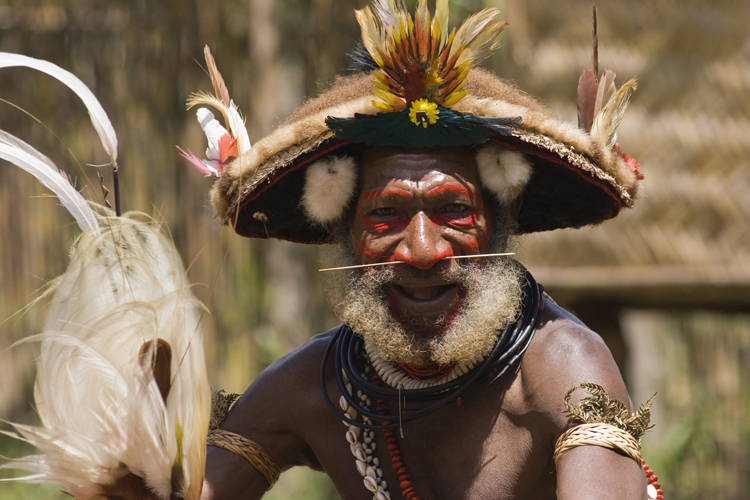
[409,99,440,128]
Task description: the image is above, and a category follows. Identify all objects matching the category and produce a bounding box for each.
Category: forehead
[358,146,480,189]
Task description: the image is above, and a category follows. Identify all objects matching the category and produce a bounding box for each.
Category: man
[111,1,656,499]
[201,147,647,500]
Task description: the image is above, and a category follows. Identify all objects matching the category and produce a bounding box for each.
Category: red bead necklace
[369,370,662,500]
[642,459,664,500]
[370,371,421,500]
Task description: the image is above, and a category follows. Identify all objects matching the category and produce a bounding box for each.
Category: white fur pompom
[302,155,358,224]
[476,144,533,205]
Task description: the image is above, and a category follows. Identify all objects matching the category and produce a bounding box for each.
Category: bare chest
[311,384,557,500]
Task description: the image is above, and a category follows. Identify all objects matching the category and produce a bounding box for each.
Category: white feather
[228,101,252,154]
[0,130,99,233]
[1,213,210,500]
[0,53,118,168]
[196,107,229,161]
[476,144,533,205]
[301,155,358,224]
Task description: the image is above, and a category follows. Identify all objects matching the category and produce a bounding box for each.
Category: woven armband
[554,422,641,465]
[208,390,281,490]
[207,428,281,490]
[553,382,654,466]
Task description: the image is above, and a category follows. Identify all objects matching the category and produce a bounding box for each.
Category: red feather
[218,133,238,164]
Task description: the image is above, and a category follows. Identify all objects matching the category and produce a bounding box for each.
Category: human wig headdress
[182,0,642,243]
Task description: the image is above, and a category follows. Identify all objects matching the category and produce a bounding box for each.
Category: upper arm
[202,334,333,500]
[521,301,646,500]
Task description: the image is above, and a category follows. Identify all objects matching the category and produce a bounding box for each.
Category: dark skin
[108,147,647,500]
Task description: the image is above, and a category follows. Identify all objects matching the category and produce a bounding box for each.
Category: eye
[371,207,399,217]
[442,203,469,214]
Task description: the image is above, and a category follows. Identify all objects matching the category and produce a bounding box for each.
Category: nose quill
[318,252,515,272]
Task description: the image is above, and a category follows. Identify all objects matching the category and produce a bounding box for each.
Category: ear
[301,155,358,225]
[476,144,532,205]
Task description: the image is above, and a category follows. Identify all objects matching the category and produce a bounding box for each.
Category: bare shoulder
[202,329,339,499]
[518,297,631,432]
[215,326,339,471]
[223,327,337,433]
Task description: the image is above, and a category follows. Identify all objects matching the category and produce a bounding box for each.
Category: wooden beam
[531,265,750,310]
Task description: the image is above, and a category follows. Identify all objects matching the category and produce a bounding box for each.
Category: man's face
[349,147,493,328]
[325,146,522,367]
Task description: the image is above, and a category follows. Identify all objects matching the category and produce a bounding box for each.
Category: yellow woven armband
[553,382,654,466]
[207,390,281,490]
[207,428,281,490]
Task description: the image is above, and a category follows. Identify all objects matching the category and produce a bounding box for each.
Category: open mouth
[387,282,461,320]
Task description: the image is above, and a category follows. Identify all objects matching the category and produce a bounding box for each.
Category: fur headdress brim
[210,69,640,243]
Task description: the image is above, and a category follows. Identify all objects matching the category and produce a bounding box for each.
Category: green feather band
[325,108,521,148]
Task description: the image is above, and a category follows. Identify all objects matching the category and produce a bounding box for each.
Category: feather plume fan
[0,52,119,170]
[0,130,99,233]
[0,54,210,500]
[576,6,637,149]
[180,46,251,178]
[1,212,210,500]
[355,0,507,111]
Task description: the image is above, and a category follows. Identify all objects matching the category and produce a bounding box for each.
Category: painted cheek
[350,231,392,263]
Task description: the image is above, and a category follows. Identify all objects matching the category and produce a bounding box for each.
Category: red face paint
[425,184,475,200]
[355,204,409,235]
[350,149,493,267]
[355,189,412,235]
[394,246,454,269]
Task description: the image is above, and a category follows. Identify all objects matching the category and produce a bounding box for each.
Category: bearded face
[323,146,525,367]
[324,222,523,367]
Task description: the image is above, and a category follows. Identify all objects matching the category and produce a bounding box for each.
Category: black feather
[346,43,379,73]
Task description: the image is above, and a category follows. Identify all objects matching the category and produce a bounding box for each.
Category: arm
[105,334,333,500]
[202,332,334,499]
[522,301,648,500]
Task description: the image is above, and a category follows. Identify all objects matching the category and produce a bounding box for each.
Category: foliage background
[0,1,748,499]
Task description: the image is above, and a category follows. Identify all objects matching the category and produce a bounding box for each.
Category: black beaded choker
[321,269,543,429]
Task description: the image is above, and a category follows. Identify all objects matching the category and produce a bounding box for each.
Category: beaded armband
[553,382,654,466]
[207,390,281,490]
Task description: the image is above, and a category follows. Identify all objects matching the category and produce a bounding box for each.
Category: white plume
[0,51,209,500]
[302,155,358,224]
[1,212,210,500]
[0,52,119,168]
[0,130,99,233]
[476,144,533,205]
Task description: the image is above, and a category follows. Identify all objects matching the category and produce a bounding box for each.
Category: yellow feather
[372,100,393,112]
[442,88,470,107]
[451,8,505,66]
[373,88,397,104]
[591,78,638,148]
[435,0,449,48]
[372,78,390,91]
[593,69,616,118]
[416,0,429,31]
[355,7,384,58]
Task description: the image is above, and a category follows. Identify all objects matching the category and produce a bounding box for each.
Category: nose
[394,212,453,270]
